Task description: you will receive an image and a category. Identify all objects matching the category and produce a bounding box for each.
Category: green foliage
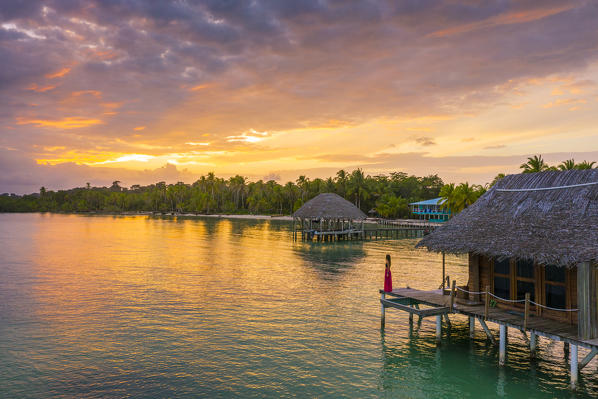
[375,194,409,219]
[7,155,593,217]
[523,155,597,173]
[440,182,486,215]
[520,155,549,173]
[0,170,447,217]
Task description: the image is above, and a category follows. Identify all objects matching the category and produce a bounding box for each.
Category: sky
[2,0,598,194]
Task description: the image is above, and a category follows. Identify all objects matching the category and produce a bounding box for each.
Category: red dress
[384,268,392,292]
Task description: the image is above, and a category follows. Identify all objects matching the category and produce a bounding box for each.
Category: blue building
[409,197,450,222]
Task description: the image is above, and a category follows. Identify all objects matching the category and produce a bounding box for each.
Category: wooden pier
[380,287,598,389]
[296,224,435,242]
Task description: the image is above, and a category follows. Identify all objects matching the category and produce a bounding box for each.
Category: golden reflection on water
[0,213,596,397]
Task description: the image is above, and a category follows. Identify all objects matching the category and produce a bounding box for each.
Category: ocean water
[0,213,596,398]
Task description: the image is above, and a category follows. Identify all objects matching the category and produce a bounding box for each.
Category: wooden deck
[384,287,598,350]
[298,226,434,242]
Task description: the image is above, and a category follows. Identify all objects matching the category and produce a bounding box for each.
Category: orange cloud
[101,102,123,109]
[134,126,146,131]
[428,5,574,38]
[543,98,587,108]
[17,116,103,129]
[26,84,57,93]
[45,67,71,79]
[72,90,102,98]
[189,83,214,91]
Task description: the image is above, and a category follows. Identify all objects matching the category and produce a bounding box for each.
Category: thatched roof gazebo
[417,169,598,339]
[293,193,367,241]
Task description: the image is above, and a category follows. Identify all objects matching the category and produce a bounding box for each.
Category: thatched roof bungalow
[417,169,598,339]
[293,193,367,241]
[294,193,367,220]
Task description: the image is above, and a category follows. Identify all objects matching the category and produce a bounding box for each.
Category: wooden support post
[524,292,530,330]
[450,281,456,312]
[564,342,570,357]
[442,252,446,290]
[571,344,578,390]
[443,314,452,328]
[579,348,598,370]
[499,324,507,366]
[577,262,598,340]
[469,316,475,338]
[485,285,490,320]
[530,332,537,358]
[519,329,529,344]
[478,317,496,345]
[380,292,386,328]
[436,315,442,344]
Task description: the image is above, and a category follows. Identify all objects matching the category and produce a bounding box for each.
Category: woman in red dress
[384,254,392,292]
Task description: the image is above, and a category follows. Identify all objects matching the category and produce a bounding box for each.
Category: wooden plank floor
[386,287,597,349]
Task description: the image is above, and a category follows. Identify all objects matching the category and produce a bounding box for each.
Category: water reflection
[293,241,366,276]
[0,214,597,398]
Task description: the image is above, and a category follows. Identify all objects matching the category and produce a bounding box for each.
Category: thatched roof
[293,193,367,220]
[417,169,598,266]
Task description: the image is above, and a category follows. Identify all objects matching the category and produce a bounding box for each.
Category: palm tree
[558,159,576,171]
[440,182,485,215]
[576,160,596,170]
[110,181,122,191]
[347,168,369,210]
[296,175,309,204]
[520,155,549,173]
[439,183,456,215]
[335,170,348,198]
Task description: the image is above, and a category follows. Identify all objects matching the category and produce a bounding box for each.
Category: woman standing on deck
[384,254,392,292]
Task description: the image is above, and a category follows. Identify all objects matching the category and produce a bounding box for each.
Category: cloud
[45,67,71,79]
[415,136,436,146]
[1,1,598,191]
[16,116,103,129]
[0,148,197,194]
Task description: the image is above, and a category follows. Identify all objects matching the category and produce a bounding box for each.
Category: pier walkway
[380,287,598,389]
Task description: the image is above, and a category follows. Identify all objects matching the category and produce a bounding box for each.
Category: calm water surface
[1,213,597,398]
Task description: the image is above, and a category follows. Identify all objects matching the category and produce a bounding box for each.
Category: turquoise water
[0,213,596,398]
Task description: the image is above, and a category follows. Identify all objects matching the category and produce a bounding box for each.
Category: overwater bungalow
[409,197,450,221]
[381,169,598,388]
[293,193,367,241]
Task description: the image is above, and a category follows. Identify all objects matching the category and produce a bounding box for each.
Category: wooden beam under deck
[382,287,598,350]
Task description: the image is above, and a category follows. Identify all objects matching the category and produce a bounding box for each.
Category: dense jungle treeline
[2,156,595,217]
[0,169,446,218]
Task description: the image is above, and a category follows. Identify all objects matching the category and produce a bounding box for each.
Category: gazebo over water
[293,193,367,241]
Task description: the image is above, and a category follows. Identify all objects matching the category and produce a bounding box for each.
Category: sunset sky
[2,0,598,193]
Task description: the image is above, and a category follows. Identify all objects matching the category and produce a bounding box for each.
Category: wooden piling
[436,315,442,344]
[469,317,475,337]
[499,324,507,365]
[524,292,530,330]
[571,344,578,390]
[381,291,386,327]
[484,285,490,320]
[450,280,456,313]
[442,252,446,290]
[530,332,537,358]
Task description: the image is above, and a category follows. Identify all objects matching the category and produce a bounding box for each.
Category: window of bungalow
[516,259,535,302]
[544,264,566,309]
[493,258,511,300]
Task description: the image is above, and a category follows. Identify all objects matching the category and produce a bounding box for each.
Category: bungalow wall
[467,253,578,324]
